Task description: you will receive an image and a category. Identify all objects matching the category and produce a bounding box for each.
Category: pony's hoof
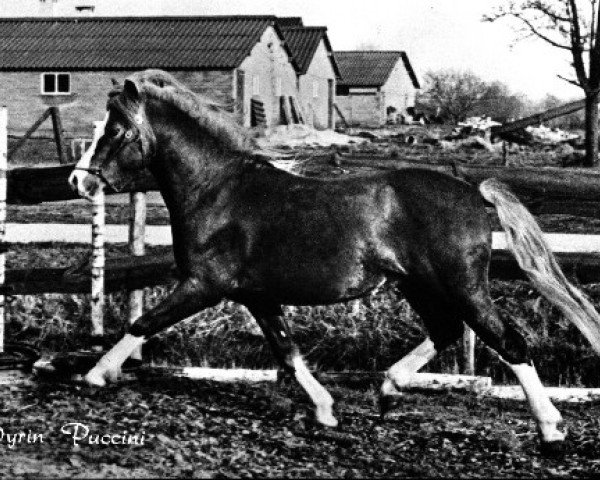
[105,367,121,383]
[316,408,339,428]
[540,440,566,458]
[379,394,402,420]
[84,368,107,387]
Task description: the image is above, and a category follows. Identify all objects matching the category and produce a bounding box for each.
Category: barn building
[334,50,421,127]
[278,20,340,129]
[0,15,301,138]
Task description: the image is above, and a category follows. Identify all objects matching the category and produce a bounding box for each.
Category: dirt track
[1,378,599,478]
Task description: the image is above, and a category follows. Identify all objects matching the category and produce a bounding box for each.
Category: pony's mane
[114,69,255,154]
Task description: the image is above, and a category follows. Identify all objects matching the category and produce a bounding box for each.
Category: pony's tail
[479,178,600,356]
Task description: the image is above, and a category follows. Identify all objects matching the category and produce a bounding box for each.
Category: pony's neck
[147,105,246,217]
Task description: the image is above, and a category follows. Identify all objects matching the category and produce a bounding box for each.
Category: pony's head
[69,69,254,199]
[69,75,157,198]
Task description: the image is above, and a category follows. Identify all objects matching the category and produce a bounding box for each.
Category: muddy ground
[1,377,600,478]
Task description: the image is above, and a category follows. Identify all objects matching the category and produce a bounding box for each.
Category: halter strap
[73,166,102,175]
[72,165,112,189]
[107,93,156,168]
[126,107,156,168]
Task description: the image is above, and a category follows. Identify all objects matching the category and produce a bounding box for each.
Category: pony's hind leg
[445,239,565,449]
[247,304,338,428]
[380,282,465,416]
[380,338,437,416]
[462,288,565,449]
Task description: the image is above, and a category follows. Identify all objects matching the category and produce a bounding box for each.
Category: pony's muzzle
[69,169,104,199]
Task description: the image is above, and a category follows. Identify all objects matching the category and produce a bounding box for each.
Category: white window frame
[312,80,319,98]
[252,75,260,96]
[40,72,71,96]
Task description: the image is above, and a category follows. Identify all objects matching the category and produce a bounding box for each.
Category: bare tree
[417,70,514,123]
[485,0,600,166]
[476,81,527,122]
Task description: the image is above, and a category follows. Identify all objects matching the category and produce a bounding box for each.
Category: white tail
[480,178,600,355]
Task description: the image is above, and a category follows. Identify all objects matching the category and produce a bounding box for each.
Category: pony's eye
[124,130,134,140]
[106,126,121,138]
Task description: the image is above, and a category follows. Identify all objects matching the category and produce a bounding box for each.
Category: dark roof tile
[335,50,420,89]
[277,17,304,27]
[280,26,340,77]
[0,16,291,70]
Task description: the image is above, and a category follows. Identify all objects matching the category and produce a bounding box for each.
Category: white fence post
[463,327,476,375]
[90,188,105,346]
[128,191,146,360]
[0,107,7,353]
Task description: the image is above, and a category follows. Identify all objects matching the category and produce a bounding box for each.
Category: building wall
[1,69,234,137]
[298,40,336,130]
[380,59,418,116]
[335,89,383,127]
[237,25,297,128]
[335,59,419,127]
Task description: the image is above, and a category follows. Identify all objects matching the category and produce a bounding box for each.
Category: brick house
[334,51,421,127]
[279,22,340,130]
[0,15,300,138]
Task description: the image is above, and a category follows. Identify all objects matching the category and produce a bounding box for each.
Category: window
[252,75,260,96]
[41,73,71,95]
[312,81,319,98]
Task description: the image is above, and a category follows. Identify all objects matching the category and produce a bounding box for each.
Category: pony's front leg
[85,277,217,386]
[248,304,338,428]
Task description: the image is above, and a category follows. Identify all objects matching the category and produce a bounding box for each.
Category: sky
[0,0,584,101]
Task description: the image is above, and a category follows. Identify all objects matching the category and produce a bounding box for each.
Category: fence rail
[9,156,600,218]
[3,248,600,296]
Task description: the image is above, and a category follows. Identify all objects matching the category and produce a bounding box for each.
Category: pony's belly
[262,272,388,306]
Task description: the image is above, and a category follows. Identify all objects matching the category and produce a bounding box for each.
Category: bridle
[73,110,155,182]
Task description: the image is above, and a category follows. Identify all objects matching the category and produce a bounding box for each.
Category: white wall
[237,26,298,127]
[298,40,336,129]
[380,59,418,116]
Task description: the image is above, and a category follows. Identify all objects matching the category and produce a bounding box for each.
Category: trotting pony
[69,70,600,453]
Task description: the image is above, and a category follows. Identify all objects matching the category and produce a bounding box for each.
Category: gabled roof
[280,26,340,78]
[277,17,304,27]
[335,50,420,89]
[0,15,298,71]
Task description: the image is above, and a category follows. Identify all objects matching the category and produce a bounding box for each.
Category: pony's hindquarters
[479,178,600,355]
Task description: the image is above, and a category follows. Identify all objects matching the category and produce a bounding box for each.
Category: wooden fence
[3,106,600,373]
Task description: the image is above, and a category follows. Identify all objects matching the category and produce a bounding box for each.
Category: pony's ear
[123,79,142,100]
[111,78,121,87]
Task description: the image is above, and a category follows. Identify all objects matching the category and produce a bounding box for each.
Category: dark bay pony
[69,70,600,452]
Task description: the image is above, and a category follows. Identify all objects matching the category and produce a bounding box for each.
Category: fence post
[128,192,146,360]
[0,107,7,353]
[462,327,476,375]
[90,187,105,348]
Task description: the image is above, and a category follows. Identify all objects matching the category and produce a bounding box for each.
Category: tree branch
[568,0,591,91]
[520,0,571,23]
[505,11,573,49]
[557,73,583,86]
[590,0,600,86]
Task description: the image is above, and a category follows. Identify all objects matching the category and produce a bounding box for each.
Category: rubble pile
[525,124,580,145]
[458,116,502,132]
[253,119,583,172]
[255,124,367,149]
